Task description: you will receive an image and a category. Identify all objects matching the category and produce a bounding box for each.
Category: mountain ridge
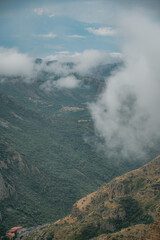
[22,156,160,240]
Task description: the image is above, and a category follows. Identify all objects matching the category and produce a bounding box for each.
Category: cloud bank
[39,50,122,91]
[89,12,160,160]
[0,47,121,90]
[44,50,121,76]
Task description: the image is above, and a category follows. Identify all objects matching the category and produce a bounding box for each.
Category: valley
[0,64,152,236]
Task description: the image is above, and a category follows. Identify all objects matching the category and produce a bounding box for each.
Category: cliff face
[23,156,160,240]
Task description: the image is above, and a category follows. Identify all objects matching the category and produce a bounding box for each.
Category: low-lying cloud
[89,12,160,160]
[54,75,80,89]
[41,75,80,91]
[0,47,33,78]
[44,50,122,76]
[0,47,121,90]
[39,50,121,91]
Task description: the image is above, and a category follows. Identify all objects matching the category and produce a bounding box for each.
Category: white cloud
[0,47,33,77]
[40,75,80,91]
[73,50,121,74]
[43,60,72,76]
[37,32,57,38]
[34,8,44,15]
[69,35,86,39]
[89,12,160,160]
[54,75,80,89]
[86,27,116,36]
[110,52,123,58]
[43,50,121,77]
[39,50,121,93]
[49,13,55,18]
[56,51,70,55]
[33,8,55,18]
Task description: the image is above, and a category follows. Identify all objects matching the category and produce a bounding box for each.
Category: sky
[0,0,118,56]
[1,0,160,57]
[1,0,159,57]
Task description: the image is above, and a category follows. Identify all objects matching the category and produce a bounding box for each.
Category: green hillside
[0,73,155,236]
[23,156,160,240]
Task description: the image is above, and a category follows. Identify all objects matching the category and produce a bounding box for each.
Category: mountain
[22,156,160,240]
[0,63,158,235]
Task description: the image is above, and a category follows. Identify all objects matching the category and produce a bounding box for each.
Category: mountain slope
[0,91,145,234]
[0,67,158,234]
[23,156,160,240]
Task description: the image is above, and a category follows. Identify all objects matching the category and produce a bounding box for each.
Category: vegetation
[22,157,160,240]
[0,74,157,236]
[108,196,154,231]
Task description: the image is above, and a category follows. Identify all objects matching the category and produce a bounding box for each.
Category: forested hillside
[0,64,157,235]
[23,156,160,240]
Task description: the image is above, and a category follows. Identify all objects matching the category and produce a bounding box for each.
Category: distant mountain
[23,156,160,240]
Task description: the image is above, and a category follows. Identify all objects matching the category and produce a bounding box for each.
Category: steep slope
[1,65,158,235]
[23,156,160,240]
[0,92,145,234]
[0,140,40,236]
